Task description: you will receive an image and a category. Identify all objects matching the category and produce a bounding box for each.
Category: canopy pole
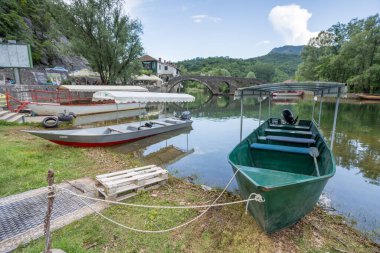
[240,94,244,141]
[268,94,271,119]
[330,88,341,150]
[258,98,262,126]
[312,95,316,121]
[318,91,324,127]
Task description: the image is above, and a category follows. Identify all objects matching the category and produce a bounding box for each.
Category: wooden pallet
[95,165,168,201]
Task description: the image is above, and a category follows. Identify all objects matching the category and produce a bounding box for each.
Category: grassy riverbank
[0,124,140,196]
[0,124,379,252]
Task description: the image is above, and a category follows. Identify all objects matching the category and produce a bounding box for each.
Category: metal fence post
[44,170,55,253]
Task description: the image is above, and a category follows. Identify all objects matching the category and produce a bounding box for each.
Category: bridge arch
[168,77,214,93]
[167,75,263,95]
[217,81,231,94]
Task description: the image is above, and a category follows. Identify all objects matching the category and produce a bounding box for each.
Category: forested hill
[269,45,303,55]
[176,45,302,82]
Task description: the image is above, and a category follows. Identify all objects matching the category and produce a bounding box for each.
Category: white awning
[68,69,100,78]
[59,85,148,92]
[92,91,195,103]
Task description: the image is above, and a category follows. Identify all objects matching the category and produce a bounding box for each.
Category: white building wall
[157,63,179,76]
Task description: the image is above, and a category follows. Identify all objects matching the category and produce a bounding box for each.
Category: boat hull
[228,118,335,233]
[27,102,146,116]
[25,118,192,147]
[272,91,304,97]
[231,165,329,233]
[356,94,380,100]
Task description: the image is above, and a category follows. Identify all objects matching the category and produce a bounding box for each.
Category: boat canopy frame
[235,82,346,150]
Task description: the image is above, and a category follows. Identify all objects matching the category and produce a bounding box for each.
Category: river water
[110,93,380,241]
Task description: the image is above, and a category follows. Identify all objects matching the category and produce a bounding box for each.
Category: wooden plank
[108,177,166,195]
[112,170,166,184]
[98,166,163,182]
[96,165,168,197]
[98,167,161,183]
[97,178,167,201]
[106,170,167,189]
[96,165,156,179]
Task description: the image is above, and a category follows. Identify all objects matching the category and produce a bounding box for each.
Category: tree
[207,68,231,77]
[253,63,275,82]
[245,71,256,78]
[55,0,143,85]
[296,14,380,93]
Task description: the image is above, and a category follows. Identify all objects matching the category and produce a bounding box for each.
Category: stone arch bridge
[166,76,263,95]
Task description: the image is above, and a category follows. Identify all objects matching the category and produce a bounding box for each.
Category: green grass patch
[0,125,137,196]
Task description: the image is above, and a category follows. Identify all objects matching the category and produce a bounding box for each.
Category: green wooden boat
[229,82,345,233]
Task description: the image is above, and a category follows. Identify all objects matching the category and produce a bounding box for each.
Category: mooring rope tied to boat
[57,186,265,209]
[51,169,264,233]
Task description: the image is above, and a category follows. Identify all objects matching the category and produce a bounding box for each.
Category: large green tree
[297,14,380,93]
[55,0,143,85]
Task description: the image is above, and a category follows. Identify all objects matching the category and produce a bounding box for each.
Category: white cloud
[191,15,222,23]
[268,4,318,45]
[256,40,271,46]
[123,0,145,16]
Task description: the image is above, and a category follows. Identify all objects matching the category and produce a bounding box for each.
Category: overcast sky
[125,0,380,61]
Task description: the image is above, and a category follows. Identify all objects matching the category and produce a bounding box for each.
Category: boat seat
[269,124,311,130]
[126,126,139,131]
[258,135,315,144]
[151,120,171,126]
[250,143,312,155]
[264,128,313,137]
[108,127,126,134]
[236,165,315,189]
[165,119,182,124]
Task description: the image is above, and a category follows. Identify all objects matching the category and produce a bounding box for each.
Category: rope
[57,168,264,233]
[57,186,265,209]
[245,192,264,214]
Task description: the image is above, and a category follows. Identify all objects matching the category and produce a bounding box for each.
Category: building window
[164,66,168,70]
[142,62,152,70]
[159,65,161,70]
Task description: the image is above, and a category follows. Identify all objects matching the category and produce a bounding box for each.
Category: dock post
[44,170,55,253]
[330,88,341,150]
[240,93,243,141]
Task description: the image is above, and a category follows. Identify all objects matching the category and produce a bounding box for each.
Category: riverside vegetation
[0,123,379,252]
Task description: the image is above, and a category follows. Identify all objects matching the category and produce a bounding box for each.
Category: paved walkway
[0,178,107,252]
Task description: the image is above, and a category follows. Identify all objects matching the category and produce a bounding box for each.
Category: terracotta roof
[140,55,157,62]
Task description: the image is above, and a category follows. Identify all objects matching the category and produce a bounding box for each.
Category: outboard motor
[282,109,298,125]
[180,111,191,120]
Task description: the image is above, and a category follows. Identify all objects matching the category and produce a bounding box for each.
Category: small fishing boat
[25,85,149,116]
[25,117,192,147]
[356,93,380,100]
[272,90,304,97]
[229,81,345,233]
[24,91,195,147]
